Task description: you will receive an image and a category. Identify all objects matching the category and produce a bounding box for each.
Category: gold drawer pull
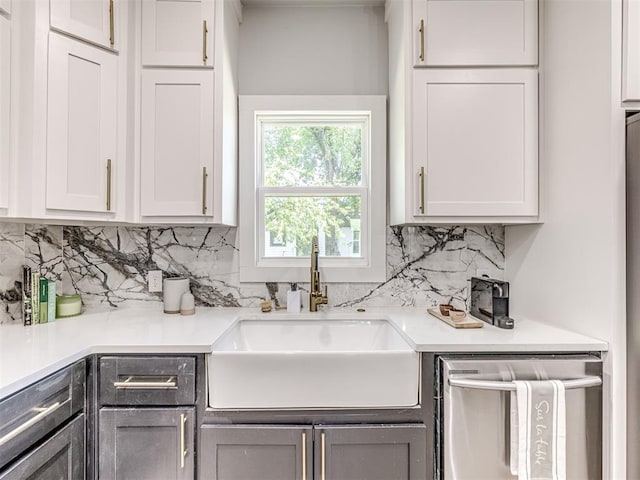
[202,20,208,63]
[202,166,208,215]
[180,413,187,468]
[113,376,177,389]
[418,167,425,214]
[321,431,326,480]
[109,0,114,46]
[106,159,112,211]
[0,401,65,447]
[301,431,307,480]
[419,19,425,62]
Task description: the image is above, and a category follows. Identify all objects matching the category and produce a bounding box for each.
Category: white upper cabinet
[141,0,214,67]
[387,0,539,224]
[50,0,119,51]
[140,69,214,217]
[412,0,538,66]
[137,0,239,225]
[411,69,538,217]
[623,0,640,102]
[46,32,117,214]
[0,14,9,210]
[0,0,10,15]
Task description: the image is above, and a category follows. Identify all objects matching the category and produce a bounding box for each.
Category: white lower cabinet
[140,69,214,218]
[46,32,117,215]
[200,424,427,480]
[0,13,9,211]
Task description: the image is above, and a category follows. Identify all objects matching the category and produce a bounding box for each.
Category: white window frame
[239,95,387,283]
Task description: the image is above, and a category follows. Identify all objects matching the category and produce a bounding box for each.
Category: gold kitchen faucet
[309,236,328,312]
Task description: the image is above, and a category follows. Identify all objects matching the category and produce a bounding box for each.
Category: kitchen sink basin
[207,318,419,409]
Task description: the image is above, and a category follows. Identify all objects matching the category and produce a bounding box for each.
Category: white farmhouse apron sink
[207,317,419,409]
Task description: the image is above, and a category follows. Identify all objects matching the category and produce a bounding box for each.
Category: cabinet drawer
[99,356,196,406]
[0,414,85,480]
[0,360,85,470]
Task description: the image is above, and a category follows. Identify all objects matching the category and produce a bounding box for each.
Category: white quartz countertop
[0,306,608,399]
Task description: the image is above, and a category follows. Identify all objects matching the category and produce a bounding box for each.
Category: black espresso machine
[470,277,514,329]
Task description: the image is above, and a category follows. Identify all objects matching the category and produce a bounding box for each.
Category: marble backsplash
[0,223,505,324]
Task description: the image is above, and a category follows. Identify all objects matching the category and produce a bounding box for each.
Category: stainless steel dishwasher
[435,354,603,480]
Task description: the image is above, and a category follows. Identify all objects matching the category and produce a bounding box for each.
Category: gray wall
[239,6,388,95]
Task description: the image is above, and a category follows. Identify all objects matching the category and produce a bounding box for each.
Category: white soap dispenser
[287,283,301,313]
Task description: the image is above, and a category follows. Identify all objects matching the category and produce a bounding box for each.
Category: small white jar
[180,292,195,316]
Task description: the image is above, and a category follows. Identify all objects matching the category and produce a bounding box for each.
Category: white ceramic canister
[163,277,190,314]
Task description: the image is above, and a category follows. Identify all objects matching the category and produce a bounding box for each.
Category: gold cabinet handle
[202,166,208,215]
[302,432,307,480]
[418,167,425,214]
[109,0,114,46]
[202,20,208,63]
[0,401,65,447]
[180,413,187,469]
[106,159,112,211]
[113,376,177,389]
[419,19,425,62]
[321,432,326,480]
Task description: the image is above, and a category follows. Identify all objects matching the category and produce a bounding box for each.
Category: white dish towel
[510,380,567,480]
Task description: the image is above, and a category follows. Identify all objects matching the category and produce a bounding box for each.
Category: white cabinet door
[412,69,538,217]
[141,0,214,67]
[46,32,117,214]
[0,15,9,210]
[50,0,118,50]
[140,69,214,217]
[412,0,538,66]
[0,0,10,15]
[623,0,640,101]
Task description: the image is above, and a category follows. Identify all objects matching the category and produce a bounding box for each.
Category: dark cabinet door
[0,414,85,480]
[99,407,194,480]
[200,425,313,480]
[314,424,427,480]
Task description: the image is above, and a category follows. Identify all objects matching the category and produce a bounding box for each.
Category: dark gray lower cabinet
[99,408,195,480]
[200,425,312,480]
[316,424,427,480]
[0,414,85,480]
[200,423,426,480]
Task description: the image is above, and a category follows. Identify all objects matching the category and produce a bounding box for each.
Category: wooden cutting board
[427,308,485,329]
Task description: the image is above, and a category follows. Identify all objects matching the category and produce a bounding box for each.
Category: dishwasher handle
[448,375,602,391]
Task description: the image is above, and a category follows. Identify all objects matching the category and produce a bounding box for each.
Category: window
[261,118,366,259]
[239,96,386,283]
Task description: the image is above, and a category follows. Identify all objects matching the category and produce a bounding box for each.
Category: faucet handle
[323,285,328,298]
